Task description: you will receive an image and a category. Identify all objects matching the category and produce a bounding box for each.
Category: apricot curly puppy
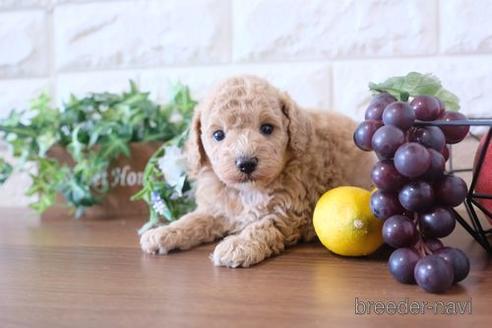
[140,75,374,267]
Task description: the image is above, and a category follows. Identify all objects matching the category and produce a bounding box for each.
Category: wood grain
[0,207,490,328]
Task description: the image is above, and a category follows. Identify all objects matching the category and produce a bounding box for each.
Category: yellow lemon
[313,186,383,256]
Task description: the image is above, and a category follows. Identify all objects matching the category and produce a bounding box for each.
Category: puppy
[140,75,374,267]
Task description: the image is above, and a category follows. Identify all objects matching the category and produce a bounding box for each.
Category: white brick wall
[233,0,438,61]
[1,0,492,206]
[54,0,231,71]
[0,10,49,78]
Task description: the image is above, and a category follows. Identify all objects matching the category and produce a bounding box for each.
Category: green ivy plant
[0,81,196,218]
[132,130,196,234]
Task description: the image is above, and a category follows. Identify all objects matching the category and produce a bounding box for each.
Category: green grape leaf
[434,88,461,112]
[369,72,460,111]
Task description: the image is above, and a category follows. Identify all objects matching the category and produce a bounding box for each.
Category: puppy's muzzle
[235,156,258,174]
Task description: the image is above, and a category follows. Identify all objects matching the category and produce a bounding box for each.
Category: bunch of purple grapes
[354,93,471,293]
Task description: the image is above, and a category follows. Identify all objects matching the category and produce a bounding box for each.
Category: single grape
[371,125,405,159]
[383,215,418,248]
[439,111,470,144]
[410,96,441,121]
[434,175,468,207]
[382,102,416,131]
[399,181,434,212]
[414,255,454,293]
[354,120,384,151]
[388,248,420,284]
[435,247,470,283]
[406,126,446,152]
[371,160,407,192]
[370,190,405,220]
[394,143,431,178]
[419,207,456,238]
[365,93,397,121]
[424,238,444,252]
[422,149,446,181]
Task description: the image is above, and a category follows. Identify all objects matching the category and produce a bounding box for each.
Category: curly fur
[140,75,375,267]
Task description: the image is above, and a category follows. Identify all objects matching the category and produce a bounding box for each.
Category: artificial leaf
[0,159,13,184]
[369,72,460,111]
[0,81,197,218]
[434,88,461,111]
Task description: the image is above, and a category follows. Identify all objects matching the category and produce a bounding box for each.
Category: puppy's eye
[212,130,225,141]
[260,124,274,135]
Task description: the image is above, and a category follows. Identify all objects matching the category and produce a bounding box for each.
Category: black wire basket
[417,118,492,254]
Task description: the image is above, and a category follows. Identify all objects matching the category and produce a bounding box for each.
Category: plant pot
[43,142,161,220]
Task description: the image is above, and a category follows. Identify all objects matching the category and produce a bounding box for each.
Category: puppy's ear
[185,104,207,177]
[280,92,311,157]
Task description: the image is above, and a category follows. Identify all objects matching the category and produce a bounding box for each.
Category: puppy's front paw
[140,226,177,255]
[211,236,266,268]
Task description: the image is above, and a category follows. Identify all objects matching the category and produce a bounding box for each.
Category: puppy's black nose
[235,157,258,174]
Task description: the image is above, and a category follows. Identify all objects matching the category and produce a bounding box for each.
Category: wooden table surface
[0,207,490,328]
